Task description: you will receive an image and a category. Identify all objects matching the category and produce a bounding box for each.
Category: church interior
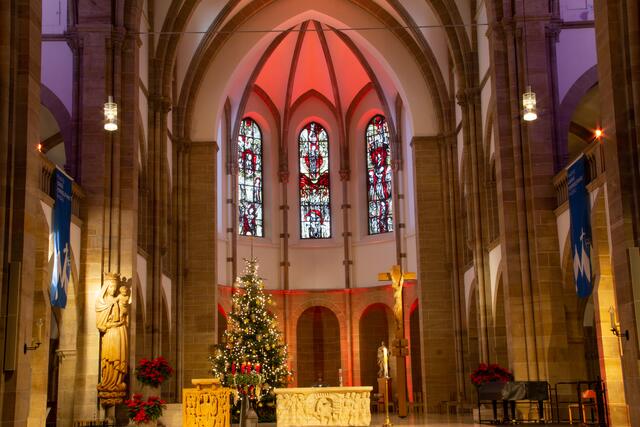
[1,0,640,425]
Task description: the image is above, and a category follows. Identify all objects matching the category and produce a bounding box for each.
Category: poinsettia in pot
[125,394,166,426]
[126,357,173,425]
[135,356,173,389]
[470,363,514,386]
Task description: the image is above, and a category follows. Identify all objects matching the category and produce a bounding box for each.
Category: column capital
[151,95,172,113]
[410,134,448,147]
[456,87,481,107]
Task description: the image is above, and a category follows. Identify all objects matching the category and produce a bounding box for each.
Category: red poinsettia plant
[125,394,166,424]
[135,356,173,387]
[470,363,514,386]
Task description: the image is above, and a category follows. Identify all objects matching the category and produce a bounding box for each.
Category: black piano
[476,381,549,424]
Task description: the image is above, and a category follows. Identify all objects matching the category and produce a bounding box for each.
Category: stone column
[486,1,570,383]
[594,1,640,424]
[181,140,217,386]
[72,1,139,417]
[0,0,43,424]
[411,135,456,410]
[457,87,491,364]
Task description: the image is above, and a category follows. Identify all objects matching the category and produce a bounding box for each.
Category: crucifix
[378,264,416,418]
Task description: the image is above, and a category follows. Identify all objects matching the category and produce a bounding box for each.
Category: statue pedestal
[274,386,372,426]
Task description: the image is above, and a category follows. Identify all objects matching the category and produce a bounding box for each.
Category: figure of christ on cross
[378,265,416,418]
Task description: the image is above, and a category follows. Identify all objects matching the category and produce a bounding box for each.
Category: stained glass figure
[299,122,331,239]
[366,115,394,234]
[238,118,263,236]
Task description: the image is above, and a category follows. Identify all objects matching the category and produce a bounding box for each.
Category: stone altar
[274,386,372,426]
[183,379,232,427]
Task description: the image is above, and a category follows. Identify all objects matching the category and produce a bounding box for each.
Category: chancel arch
[358,303,392,388]
[408,299,423,404]
[296,306,341,387]
[216,304,228,346]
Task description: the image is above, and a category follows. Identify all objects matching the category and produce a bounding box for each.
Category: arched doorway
[359,304,392,388]
[561,246,600,382]
[493,276,509,369]
[409,300,422,401]
[296,306,340,387]
[465,285,480,401]
[134,285,146,363]
[217,304,227,344]
[160,295,173,400]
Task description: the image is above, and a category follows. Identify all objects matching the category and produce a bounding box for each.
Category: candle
[609,306,616,331]
[255,363,261,373]
[383,347,389,378]
[232,362,236,374]
[36,318,44,344]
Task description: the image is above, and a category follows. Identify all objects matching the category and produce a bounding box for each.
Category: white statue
[377,342,389,378]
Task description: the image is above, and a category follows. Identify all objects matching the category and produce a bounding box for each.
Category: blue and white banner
[568,156,593,298]
[50,168,72,308]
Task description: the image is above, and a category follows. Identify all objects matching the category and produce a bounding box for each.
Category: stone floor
[371,413,478,426]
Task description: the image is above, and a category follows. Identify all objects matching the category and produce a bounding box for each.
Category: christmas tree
[210,258,291,401]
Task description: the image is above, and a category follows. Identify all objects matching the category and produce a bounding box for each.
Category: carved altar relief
[275,386,372,426]
[183,379,232,427]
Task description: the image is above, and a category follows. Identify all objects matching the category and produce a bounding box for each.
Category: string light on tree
[210,258,291,408]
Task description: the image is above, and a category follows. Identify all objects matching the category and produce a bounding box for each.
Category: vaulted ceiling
[254,21,371,115]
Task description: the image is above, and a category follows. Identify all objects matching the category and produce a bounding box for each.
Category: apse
[207,17,421,290]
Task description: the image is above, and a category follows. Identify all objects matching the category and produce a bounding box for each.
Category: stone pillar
[486,1,570,383]
[457,87,490,364]
[411,135,456,410]
[0,0,42,425]
[72,1,139,417]
[181,140,217,385]
[594,1,640,424]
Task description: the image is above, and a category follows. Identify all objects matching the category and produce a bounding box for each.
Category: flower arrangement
[135,356,173,388]
[125,394,166,424]
[470,363,514,386]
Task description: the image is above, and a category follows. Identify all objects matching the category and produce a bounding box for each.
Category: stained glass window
[366,115,394,234]
[238,118,263,237]
[299,122,331,239]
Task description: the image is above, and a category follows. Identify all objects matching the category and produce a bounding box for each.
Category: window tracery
[238,118,263,237]
[366,115,393,234]
[298,122,331,239]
